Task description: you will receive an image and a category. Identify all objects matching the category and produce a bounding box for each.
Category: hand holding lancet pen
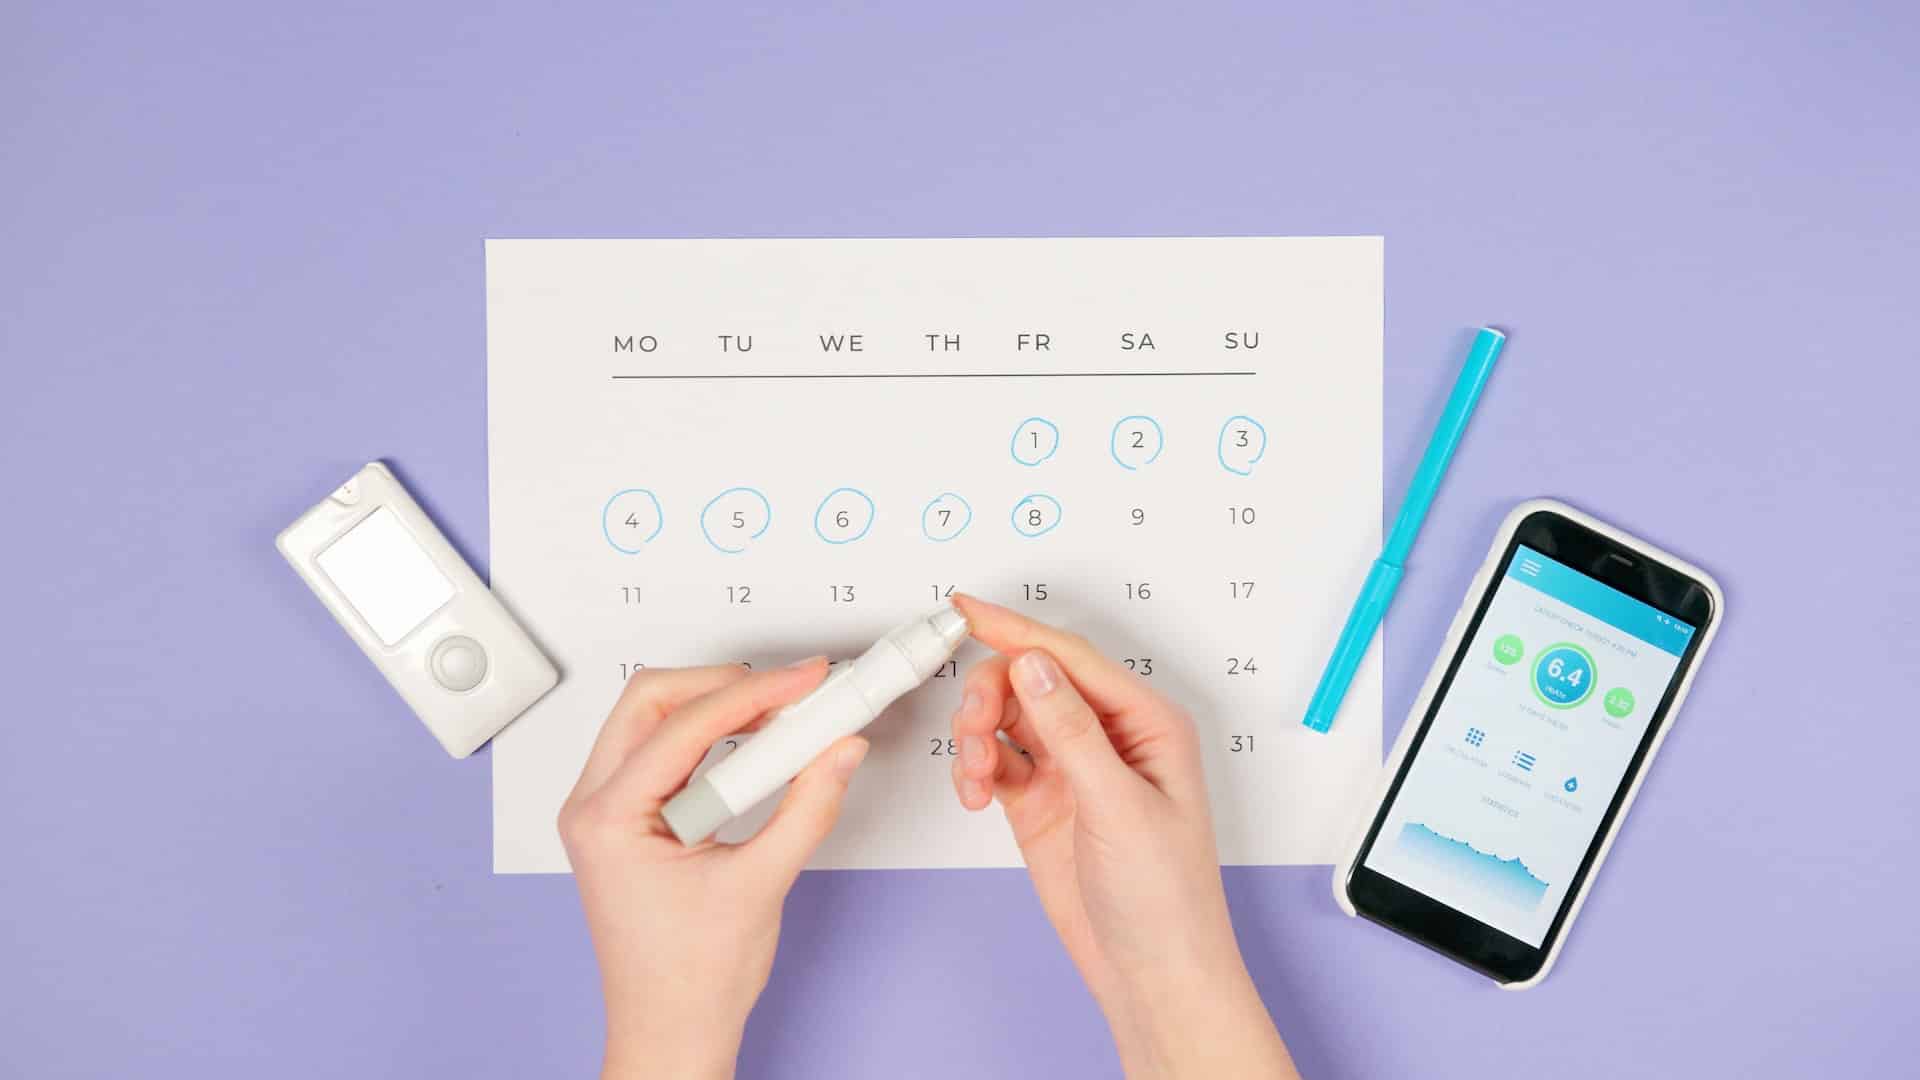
[662,604,972,846]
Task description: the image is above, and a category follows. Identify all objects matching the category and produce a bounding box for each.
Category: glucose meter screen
[1361,546,1694,946]
[315,507,456,646]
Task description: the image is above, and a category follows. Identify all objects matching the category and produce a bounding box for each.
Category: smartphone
[1334,499,1723,988]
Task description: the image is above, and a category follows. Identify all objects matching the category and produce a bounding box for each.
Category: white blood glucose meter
[277,462,557,757]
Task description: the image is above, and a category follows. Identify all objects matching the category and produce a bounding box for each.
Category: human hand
[948,595,1296,1079]
[559,659,868,1080]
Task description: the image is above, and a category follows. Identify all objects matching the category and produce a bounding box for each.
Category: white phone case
[277,462,558,758]
[1330,498,1725,989]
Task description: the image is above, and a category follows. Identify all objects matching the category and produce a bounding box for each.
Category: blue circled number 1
[700,487,772,554]
[603,488,665,554]
[1011,417,1060,466]
[1532,643,1597,709]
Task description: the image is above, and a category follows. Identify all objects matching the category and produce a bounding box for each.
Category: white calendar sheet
[487,238,1383,872]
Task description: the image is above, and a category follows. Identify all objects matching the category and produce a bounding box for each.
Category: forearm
[604,1033,738,1080]
[603,1009,744,1080]
[1106,964,1298,1080]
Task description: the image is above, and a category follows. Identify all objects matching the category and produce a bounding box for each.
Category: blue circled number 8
[1011,493,1062,538]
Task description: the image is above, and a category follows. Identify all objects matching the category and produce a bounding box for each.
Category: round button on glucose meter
[430,635,489,692]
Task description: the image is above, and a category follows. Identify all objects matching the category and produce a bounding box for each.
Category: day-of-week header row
[613,331,1264,354]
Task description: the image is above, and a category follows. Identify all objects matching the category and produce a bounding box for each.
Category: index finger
[951,594,1161,716]
[573,663,753,799]
[597,658,832,810]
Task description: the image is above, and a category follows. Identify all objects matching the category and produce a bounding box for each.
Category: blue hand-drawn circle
[1109,415,1166,470]
[1532,643,1598,709]
[1011,493,1063,538]
[813,487,876,544]
[920,492,973,542]
[1217,415,1269,476]
[699,486,772,554]
[602,488,665,554]
[1011,417,1061,466]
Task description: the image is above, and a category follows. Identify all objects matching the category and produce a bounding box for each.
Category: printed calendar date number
[1226,657,1259,675]
[1123,657,1154,676]
[1229,735,1255,753]
[727,585,752,604]
[932,735,1028,757]
[828,584,856,603]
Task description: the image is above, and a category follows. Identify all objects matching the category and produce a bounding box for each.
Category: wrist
[603,1018,743,1080]
[1107,962,1292,1079]
[604,1040,736,1080]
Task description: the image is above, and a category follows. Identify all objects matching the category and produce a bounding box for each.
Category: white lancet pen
[662,604,972,846]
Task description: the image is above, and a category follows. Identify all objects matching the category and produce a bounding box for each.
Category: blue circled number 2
[1110,415,1165,470]
[700,487,772,554]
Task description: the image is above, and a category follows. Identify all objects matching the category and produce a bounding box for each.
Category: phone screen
[1359,544,1696,947]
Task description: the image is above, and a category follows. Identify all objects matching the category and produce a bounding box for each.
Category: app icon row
[1463,727,1578,795]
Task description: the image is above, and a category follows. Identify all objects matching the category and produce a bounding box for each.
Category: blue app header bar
[1506,545,1696,657]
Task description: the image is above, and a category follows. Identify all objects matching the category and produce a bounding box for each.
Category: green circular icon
[1492,634,1525,666]
[1603,687,1636,718]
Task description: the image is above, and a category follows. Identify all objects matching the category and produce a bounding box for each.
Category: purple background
[5,3,1915,1076]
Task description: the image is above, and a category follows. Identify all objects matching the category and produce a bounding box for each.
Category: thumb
[740,735,868,882]
[1008,650,1137,804]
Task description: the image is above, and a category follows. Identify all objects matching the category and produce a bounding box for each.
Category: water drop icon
[1563,777,1579,794]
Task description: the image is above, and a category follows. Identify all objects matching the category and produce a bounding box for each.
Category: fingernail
[832,738,869,780]
[960,734,989,769]
[1011,651,1060,697]
[783,654,827,669]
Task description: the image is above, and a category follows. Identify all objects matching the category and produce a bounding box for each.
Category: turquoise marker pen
[1302,327,1507,734]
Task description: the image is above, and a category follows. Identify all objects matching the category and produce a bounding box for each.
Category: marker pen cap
[661,776,732,848]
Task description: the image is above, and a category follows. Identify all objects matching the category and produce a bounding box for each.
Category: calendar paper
[488,238,1383,872]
